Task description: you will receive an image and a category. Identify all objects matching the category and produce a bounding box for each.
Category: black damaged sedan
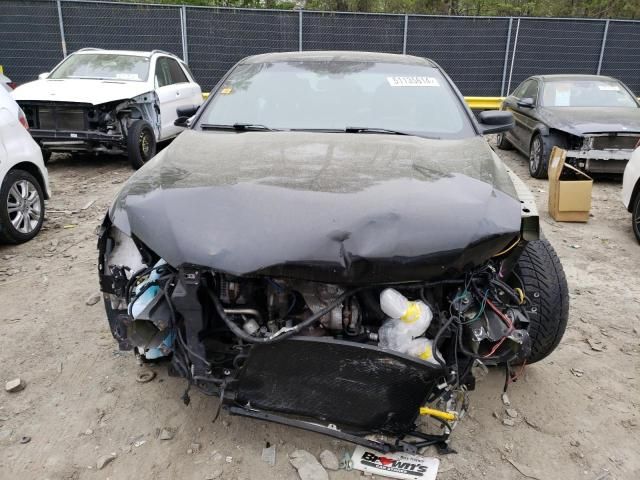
[98,52,568,453]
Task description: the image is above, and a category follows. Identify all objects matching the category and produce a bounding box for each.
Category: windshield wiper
[344,126,413,136]
[200,123,276,132]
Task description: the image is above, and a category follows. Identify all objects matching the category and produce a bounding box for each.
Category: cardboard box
[548,147,593,222]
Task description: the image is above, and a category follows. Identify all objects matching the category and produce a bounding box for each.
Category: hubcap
[140,131,150,157]
[530,137,542,172]
[7,179,41,234]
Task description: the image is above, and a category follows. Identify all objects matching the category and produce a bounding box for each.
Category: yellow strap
[400,302,420,323]
[419,407,457,422]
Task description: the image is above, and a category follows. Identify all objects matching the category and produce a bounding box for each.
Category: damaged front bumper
[565,148,632,174]
[97,208,535,453]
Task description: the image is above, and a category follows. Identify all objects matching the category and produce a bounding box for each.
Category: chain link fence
[2,0,640,95]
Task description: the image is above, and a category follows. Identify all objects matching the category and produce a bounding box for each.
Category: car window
[156,57,188,87]
[512,80,531,98]
[49,53,150,82]
[542,79,638,107]
[198,61,475,139]
[521,81,539,102]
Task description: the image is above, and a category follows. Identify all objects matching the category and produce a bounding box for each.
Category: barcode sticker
[386,76,440,87]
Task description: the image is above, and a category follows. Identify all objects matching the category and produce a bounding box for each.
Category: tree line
[122,0,640,18]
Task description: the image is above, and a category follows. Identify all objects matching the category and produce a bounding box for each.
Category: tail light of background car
[8,82,17,90]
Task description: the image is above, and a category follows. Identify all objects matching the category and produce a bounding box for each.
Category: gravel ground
[0,141,639,480]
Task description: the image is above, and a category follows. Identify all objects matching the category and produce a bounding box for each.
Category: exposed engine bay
[18,92,160,156]
[99,220,535,453]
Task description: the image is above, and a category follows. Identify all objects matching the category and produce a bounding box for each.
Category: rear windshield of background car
[49,54,150,82]
[542,79,638,108]
[199,61,475,139]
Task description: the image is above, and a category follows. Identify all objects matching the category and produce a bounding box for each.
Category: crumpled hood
[540,107,640,135]
[109,131,522,283]
[11,78,152,105]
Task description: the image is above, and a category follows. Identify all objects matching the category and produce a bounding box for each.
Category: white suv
[11,49,203,169]
[0,87,49,243]
[622,148,640,242]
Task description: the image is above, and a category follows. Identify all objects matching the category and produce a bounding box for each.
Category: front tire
[529,134,549,179]
[632,192,640,243]
[127,120,156,170]
[0,170,45,244]
[513,239,569,364]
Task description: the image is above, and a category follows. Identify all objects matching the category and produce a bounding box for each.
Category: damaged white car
[11,48,202,168]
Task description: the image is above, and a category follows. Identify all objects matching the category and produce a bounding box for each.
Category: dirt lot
[1,141,639,480]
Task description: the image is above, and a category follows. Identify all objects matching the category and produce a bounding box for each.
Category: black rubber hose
[208,287,365,344]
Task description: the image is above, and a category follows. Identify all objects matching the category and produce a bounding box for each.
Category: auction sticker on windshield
[351,446,439,480]
[386,76,440,87]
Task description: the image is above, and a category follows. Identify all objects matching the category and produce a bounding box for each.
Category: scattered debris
[85,292,101,306]
[136,370,156,383]
[261,443,276,466]
[570,244,581,249]
[501,392,511,406]
[81,199,96,210]
[503,418,515,427]
[133,439,146,448]
[524,417,540,430]
[570,439,580,447]
[105,386,115,393]
[188,442,202,454]
[505,408,518,419]
[570,368,584,377]
[159,428,174,440]
[96,453,117,470]
[84,429,94,436]
[57,362,63,374]
[5,378,25,392]
[20,436,31,444]
[586,338,605,352]
[63,224,77,229]
[225,456,233,463]
[289,450,328,480]
[319,450,339,471]
[505,458,542,479]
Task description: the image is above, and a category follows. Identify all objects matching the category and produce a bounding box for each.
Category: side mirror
[38,72,50,80]
[477,110,514,134]
[174,105,199,128]
[517,97,535,108]
[174,116,190,128]
[176,105,199,118]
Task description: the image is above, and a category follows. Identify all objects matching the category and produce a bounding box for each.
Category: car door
[502,80,533,152]
[515,79,541,151]
[154,57,199,140]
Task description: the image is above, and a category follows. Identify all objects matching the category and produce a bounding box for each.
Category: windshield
[542,79,637,108]
[198,61,474,138]
[49,54,150,82]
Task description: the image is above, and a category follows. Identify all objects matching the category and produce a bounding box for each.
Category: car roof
[241,51,438,67]
[72,49,179,59]
[531,74,619,82]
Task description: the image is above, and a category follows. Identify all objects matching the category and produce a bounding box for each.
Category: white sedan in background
[0,87,49,243]
[12,48,202,169]
[623,148,640,242]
